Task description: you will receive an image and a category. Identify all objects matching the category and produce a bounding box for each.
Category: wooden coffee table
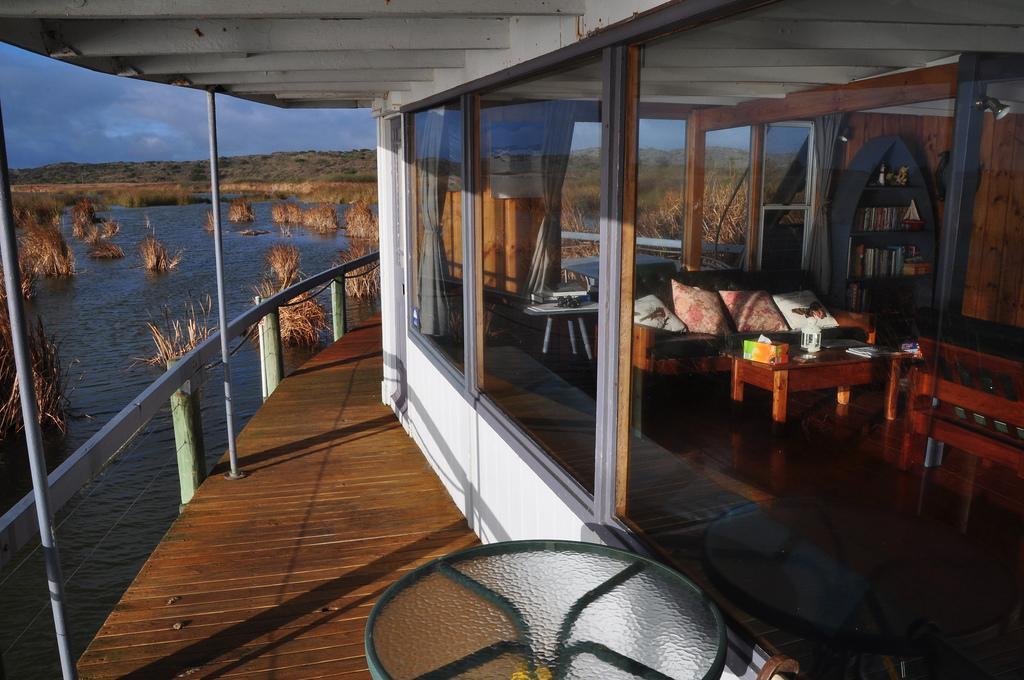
[730,349,906,425]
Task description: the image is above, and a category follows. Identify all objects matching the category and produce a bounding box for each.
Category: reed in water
[20,223,76,277]
[255,244,327,347]
[0,304,68,436]
[141,295,213,368]
[228,199,255,223]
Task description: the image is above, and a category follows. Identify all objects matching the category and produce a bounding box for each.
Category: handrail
[0,250,380,567]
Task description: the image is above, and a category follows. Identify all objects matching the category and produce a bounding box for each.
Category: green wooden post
[168,360,206,506]
[331,276,347,341]
[261,308,284,396]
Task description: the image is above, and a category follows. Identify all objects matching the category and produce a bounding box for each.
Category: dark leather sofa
[632,268,875,374]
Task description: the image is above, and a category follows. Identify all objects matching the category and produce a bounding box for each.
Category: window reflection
[410,103,464,369]
[478,60,602,492]
[622,24,1022,678]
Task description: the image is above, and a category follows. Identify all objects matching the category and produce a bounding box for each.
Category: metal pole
[207,90,244,480]
[0,103,77,679]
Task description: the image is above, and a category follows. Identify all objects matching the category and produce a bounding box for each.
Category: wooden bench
[901,337,1024,477]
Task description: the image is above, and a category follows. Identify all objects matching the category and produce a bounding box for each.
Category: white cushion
[634,294,687,332]
[772,290,839,330]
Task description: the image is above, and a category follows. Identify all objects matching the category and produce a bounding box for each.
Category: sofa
[631,268,875,374]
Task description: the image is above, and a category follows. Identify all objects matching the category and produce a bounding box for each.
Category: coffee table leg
[884,359,900,420]
[731,360,744,403]
[567,319,578,355]
[837,385,851,405]
[542,318,553,354]
[772,371,788,424]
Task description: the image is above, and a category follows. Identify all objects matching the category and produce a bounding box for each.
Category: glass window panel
[637,117,686,256]
[763,124,811,205]
[760,208,806,271]
[620,23,1021,678]
[478,59,602,492]
[703,127,750,270]
[410,102,464,369]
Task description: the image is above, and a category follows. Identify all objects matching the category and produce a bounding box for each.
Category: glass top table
[365,540,726,680]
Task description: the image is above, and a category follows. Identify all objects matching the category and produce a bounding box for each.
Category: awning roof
[1,0,1024,112]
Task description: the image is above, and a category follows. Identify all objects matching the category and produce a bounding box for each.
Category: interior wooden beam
[698,63,957,131]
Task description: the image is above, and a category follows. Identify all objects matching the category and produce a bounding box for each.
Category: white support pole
[0,103,77,679]
[207,89,244,480]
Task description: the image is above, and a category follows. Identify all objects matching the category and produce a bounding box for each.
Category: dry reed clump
[254,245,327,347]
[337,238,381,300]
[0,309,68,436]
[100,219,120,238]
[266,244,301,287]
[301,204,339,233]
[138,225,182,272]
[140,296,213,368]
[71,198,97,239]
[89,240,125,259]
[20,224,76,278]
[270,202,304,226]
[204,209,215,232]
[702,173,748,246]
[13,198,62,230]
[100,185,198,208]
[228,199,255,223]
[0,250,38,299]
[343,201,377,240]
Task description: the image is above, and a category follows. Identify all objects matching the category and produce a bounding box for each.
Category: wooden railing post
[168,360,206,506]
[260,307,284,397]
[331,276,347,340]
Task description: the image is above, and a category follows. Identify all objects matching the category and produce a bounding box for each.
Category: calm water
[0,199,378,679]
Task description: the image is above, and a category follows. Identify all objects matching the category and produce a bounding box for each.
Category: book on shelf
[848,242,924,279]
[854,201,924,232]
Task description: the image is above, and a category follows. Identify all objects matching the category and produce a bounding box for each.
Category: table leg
[577,317,593,360]
[884,358,900,420]
[837,385,851,406]
[567,319,578,355]
[730,360,744,403]
[542,318,553,354]
[772,370,789,424]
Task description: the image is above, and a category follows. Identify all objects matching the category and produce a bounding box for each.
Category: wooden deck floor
[77,320,478,679]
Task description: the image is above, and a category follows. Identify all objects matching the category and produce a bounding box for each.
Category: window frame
[756,120,816,271]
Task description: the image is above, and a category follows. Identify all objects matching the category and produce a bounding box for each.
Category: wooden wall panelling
[974,113,1016,323]
[962,114,997,320]
[1003,115,1024,327]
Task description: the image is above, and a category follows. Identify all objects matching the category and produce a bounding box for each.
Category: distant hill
[11,150,377,185]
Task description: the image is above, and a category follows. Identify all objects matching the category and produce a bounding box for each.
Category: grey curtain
[416,109,452,336]
[808,113,846,294]
[525,101,577,299]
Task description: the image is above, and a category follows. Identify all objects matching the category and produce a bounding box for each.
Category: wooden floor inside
[76,320,478,679]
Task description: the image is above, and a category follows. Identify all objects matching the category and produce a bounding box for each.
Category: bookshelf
[829,136,936,313]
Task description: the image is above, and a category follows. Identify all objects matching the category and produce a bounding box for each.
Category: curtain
[416,109,453,336]
[525,101,577,299]
[808,113,846,295]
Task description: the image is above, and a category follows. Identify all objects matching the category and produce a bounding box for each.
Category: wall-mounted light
[839,127,852,143]
[975,95,1011,120]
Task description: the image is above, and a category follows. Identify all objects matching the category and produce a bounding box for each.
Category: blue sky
[0,43,376,169]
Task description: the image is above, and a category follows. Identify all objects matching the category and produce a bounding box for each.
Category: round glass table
[365,540,726,680]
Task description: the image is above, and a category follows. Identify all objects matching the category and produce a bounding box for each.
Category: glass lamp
[801,319,822,353]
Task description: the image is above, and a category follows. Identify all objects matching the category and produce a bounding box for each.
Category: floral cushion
[670,281,731,335]
[634,294,687,332]
[772,290,839,329]
[718,290,789,332]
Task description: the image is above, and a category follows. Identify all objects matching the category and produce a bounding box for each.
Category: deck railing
[0,250,380,568]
